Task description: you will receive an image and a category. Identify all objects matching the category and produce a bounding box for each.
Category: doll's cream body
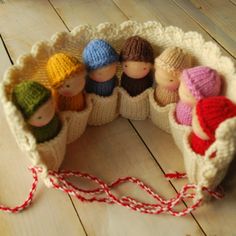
[154,47,192,107]
[154,66,179,106]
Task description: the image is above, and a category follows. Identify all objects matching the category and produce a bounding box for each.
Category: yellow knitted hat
[47,53,85,88]
[155,47,192,74]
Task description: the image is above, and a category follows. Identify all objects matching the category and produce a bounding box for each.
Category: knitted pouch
[119,87,151,120]
[87,87,119,126]
[61,96,92,144]
[183,118,236,194]
[149,88,175,133]
[1,22,236,213]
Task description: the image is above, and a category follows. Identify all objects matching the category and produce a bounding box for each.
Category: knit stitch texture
[155,47,192,74]
[30,114,61,143]
[155,86,179,106]
[83,39,118,71]
[86,76,117,97]
[12,81,51,119]
[175,101,193,126]
[182,66,221,101]
[47,53,85,88]
[55,92,86,112]
[121,72,153,97]
[120,36,154,63]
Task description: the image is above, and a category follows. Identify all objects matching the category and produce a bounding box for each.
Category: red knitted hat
[196,96,236,140]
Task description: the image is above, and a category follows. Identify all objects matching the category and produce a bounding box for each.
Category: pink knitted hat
[182,66,221,100]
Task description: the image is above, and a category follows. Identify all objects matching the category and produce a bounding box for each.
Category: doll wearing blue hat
[83,39,119,97]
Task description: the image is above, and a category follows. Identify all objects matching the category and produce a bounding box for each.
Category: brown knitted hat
[155,47,192,74]
[120,36,154,63]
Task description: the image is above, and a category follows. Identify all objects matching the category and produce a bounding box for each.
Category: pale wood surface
[174,0,236,57]
[0,1,235,236]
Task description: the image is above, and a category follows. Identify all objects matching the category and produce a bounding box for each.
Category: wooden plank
[50,0,126,28]
[112,0,207,32]
[113,0,236,235]
[174,0,236,57]
[0,44,86,236]
[230,0,236,6]
[0,36,12,73]
[62,118,204,236]
[113,0,235,61]
[50,0,206,235]
[0,2,87,236]
[0,0,66,59]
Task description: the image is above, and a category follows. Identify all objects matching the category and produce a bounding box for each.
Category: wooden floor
[0,1,236,235]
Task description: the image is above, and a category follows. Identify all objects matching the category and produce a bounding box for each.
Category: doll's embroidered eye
[37,116,42,120]
[66,84,70,88]
[169,79,173,82]
[124,65,128,68]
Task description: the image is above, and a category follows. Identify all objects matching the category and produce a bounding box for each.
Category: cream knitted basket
[0,21,236,198]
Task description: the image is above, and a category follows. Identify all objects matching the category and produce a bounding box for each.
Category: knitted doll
[47,53,86,111]
[154,47,192,106]
[190,96,236,156]
[176,66,222,126]
[120,36,154,97]
[12,81,61,143]
[83,39,119,97]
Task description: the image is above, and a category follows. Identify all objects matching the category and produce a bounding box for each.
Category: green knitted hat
[12,80,51,120]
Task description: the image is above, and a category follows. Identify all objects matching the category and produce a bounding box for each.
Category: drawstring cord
[0,167,224,215]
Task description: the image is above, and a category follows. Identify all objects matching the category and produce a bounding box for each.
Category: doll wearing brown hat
[120,36,154,97]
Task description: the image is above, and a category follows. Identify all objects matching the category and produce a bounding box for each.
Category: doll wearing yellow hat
[47,53,86,111]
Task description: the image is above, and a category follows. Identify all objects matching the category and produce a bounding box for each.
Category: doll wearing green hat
[12,80,61,143]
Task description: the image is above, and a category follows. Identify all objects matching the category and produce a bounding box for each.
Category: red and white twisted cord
[0,167,224,215]
[0,167,38,213]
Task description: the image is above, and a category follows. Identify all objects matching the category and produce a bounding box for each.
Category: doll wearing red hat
[190,96,236,156]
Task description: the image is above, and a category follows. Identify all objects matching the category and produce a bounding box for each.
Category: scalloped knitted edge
[0,21,235,194]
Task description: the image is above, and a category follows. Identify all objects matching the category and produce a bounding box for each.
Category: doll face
[58,71,86,97]
[155,66,180,91]
[178,79,196,106]
[122,61,152,79]
[28,98,55,127]
[192,107,209,140]
[89,63,117,82]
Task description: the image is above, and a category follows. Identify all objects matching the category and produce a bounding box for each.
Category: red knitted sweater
[190,132,214,156]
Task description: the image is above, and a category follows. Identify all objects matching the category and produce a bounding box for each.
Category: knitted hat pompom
[83,39,119,71]
[182,66,221,101]
[47,53,85,88]
[12,80,51,120]
[155,47,192,74]
[196,96,236,139]
[120,36,154,63]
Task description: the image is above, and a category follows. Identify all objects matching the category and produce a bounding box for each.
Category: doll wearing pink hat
[190,96,236,155]
[176,66,222,126]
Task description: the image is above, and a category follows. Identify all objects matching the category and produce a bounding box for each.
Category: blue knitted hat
[83,39,118,71]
